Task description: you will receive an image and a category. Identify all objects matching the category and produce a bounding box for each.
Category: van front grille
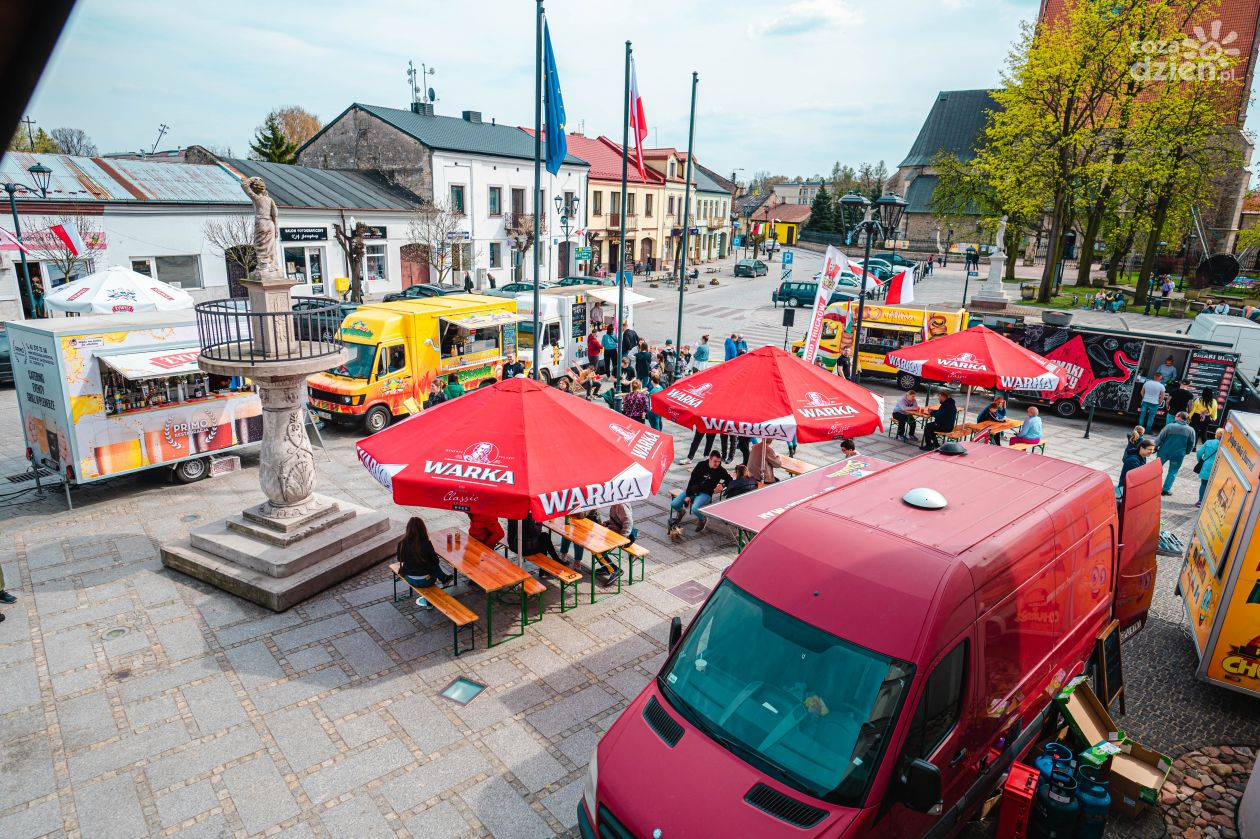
[643,696,684,747]
[597,804,635,839]
[744,783,828,828]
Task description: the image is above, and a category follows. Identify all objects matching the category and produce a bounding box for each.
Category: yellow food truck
[794,302,968,386]
[306,294,521,432]
[1178,411,1260,698]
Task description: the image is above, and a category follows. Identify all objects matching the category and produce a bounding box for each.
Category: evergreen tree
[9,126,62,153]
[249,115,298,164]
[807,184,837,232]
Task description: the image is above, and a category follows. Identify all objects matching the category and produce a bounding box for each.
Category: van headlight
[582,745,599,818]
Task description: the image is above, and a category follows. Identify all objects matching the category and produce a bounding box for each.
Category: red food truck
[581,445,1160,839]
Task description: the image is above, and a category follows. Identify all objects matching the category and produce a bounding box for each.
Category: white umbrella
[44,266,195,314]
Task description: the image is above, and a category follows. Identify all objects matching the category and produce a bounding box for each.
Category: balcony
[195,297,344,365]
[606,213,637,232]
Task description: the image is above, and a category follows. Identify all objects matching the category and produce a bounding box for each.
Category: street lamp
[554,193,579,279]
[838,191,874,382]
[3,162,54,318]
[875,192,909,283]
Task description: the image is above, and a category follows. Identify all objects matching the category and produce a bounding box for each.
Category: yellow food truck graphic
[794,303,967,381]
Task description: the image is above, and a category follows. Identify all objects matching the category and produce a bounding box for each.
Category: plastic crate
[995,761,1039,839]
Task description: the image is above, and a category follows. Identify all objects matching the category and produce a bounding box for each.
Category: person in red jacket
[587,330,603,375]
[467,512,504,549]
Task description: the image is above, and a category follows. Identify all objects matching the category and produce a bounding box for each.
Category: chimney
[411,102,434,116]
[462,110,482,124]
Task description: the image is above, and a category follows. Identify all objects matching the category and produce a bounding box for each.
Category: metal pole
[850,222,876,384]
[6,186,37,318]
[1084,403,1095,439]
[962,267,972,309]
[675,71,698,373]
[531,0,544,380]
[615,41,631,392]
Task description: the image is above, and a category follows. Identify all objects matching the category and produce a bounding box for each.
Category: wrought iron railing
[195,296,344,364]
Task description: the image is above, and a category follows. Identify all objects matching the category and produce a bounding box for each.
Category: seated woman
[726,464,759,497]
[397,517,453,610]
[1009,405,1044,446]
[975,396,1008,444]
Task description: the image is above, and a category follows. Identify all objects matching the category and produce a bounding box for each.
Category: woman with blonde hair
[621,378,650,424]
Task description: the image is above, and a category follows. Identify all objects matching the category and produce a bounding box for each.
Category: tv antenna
[408,61,436,106]
[150,123,170,154]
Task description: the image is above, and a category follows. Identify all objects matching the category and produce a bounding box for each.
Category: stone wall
[298,110,434,201]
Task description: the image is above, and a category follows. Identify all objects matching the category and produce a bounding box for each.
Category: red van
[581,445,1160,838]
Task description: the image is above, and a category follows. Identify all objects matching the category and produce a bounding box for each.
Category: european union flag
[544,22,567,175]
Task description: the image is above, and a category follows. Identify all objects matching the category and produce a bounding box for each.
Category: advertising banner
[801,245,849,365]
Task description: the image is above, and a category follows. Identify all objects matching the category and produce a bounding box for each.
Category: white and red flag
[884,269,914,305]
[49,223,87,256]
[0,227,31,254]
[628,57,648,180]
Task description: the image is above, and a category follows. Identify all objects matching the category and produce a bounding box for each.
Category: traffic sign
[574,246,593,260]
[782,250,793,266]
[781,268,792,280]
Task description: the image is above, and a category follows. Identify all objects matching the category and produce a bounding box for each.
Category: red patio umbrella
[883,325,1065,391]
[356,378,673,521]
[649,345,885,443]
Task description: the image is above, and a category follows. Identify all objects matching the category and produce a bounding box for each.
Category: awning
[440,311,526,329]
[100,347,203,379]
[587,287,653,306]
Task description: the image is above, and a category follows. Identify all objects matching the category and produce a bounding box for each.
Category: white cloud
[749,0,862,38]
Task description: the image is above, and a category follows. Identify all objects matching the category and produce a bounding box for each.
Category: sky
[21,0,1249,184]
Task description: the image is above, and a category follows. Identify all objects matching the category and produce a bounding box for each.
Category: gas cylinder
[1074,765,1110,839]
[1030,769,1080,839]
[1033,743,1074,782]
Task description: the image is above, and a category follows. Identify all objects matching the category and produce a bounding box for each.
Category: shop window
[488,186,501,216]
[154,255,202,289]
[451,244,473,273]
[902,641,968,762]
[364,244,388,282]
[450,185,466,214]
[489,242,502,269]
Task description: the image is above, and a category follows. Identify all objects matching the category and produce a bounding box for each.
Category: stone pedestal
[969,250,1012,312]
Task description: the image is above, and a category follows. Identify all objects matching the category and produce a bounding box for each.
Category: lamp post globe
[28,163,53,198]
[874,192,908,238]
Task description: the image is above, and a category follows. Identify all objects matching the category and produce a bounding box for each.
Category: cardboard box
[1055,676,1121,751]
[1079,739,1124,768]
[1109,740,1172,818]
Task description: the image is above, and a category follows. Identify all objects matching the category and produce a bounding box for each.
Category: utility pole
[21,116,36,148]
[151,124,169,154]
[674,72,699,370]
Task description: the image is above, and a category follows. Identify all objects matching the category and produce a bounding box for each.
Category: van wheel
[791,297,804,308]
[897,372,919,391]
[174,458,209,483]
[1052,398,1080,419]
[541,370,553,387]
[364,406,392,434]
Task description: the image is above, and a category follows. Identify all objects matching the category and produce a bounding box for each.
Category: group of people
[1136,361,1219,445]
[1088,289,1127,313]
[1121,404,1226,504]
[889,387,1043,450]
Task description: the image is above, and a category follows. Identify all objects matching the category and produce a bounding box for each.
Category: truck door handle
[949,748,968,767]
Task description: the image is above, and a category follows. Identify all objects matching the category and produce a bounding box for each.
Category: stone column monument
[161,177,403,611]
[969,215,1013,312]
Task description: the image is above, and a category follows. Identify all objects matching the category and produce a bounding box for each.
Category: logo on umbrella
[106,288,138,301]
[938,352,987,372]
[608,423,637,444]
[666,381,713,409]
[463,442,502,464]
[797,390,858,420]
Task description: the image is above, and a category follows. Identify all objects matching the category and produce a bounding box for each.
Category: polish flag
[50,223,87,256]
[885,269,914,305]
[629,57,648,180]
[0,227,30,254]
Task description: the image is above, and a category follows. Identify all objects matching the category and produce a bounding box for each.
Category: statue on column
[242,177,281,280]
[994,215,1008,254]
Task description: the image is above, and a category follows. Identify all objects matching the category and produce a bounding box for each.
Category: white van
[1186,313,1260,381]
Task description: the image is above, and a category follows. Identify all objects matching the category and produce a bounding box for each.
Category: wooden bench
[780,456,817,477]
[620,543,650,584]
[389,563,477,656]
[1009,441,1047,455]
[939,428,970,443]
[526,554,581,612]
[521,575,548,625]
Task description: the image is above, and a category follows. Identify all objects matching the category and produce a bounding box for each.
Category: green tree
[9,126,62,153]
[249,115,298,163]
[806,184,837,232]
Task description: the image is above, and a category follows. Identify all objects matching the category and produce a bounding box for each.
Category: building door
[400,243,429,287]
[558,242,571,278]
[608,240,619,274]
[640,238,654,271]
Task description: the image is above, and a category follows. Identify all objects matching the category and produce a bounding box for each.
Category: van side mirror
[668,616,682,651]
[896,759,943,815]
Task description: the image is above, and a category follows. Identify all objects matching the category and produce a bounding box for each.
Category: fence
[196,296,344,364]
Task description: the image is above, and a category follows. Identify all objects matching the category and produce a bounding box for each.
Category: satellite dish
[428,87,436,103]
[1195,253,1240,287]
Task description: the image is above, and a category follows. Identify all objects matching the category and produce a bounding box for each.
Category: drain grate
[5,468,52,484]
[667,580,711,605]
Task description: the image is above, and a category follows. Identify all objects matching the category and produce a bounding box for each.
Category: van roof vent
[903,487,947,510]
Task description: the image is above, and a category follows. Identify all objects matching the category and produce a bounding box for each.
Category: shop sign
[363,226,387,240]
[280,227,327,242]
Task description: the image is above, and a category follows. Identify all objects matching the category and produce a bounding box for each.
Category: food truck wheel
[1052,398,1080,419]
[174,458,210,483]
[364,406,392,434]
[540,370,553,386]
[897,372,920,391]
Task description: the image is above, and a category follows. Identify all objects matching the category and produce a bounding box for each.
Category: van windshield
[658,581,912,806]
[328,343,378,379]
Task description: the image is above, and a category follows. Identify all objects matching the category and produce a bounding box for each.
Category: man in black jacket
[668,451,731,533]
[922,389,957,450]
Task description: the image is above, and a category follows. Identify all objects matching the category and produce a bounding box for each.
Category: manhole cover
[667,580,710,605]
[101,627,129,640]
[181,515,199,522]
[439,677,486,706]
[112,669,132,681]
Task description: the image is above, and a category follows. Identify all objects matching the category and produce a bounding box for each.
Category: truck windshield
[328,343,378,379]
[658,581,912,807]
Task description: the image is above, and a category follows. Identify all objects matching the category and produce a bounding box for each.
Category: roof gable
[899,89,999,168]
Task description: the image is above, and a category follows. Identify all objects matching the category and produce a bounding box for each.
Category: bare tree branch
[406,200,467,286]
[202,215,256,275]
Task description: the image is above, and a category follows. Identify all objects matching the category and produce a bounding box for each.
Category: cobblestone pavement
[0,270,1255,838]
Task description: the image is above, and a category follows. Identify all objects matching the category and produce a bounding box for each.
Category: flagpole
[531,0,544,380]
[674,71,698,375]
[615,40,631,393]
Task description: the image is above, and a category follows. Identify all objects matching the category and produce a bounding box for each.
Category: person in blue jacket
[1196,428,1224,507]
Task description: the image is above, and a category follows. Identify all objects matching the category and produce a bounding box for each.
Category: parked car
[734,259,769,278]
[873,252,921,273]
[811,271,873,295]
[486,281,557,298]
[292,300,360,342]
[556,276,617,287]
[382,283,460,302]
[0,326,11,385]
[774,279,861,308]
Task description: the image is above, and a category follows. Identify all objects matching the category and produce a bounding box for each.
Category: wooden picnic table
[431,527,535,647]
[779,456,818,477]
[963,418,1022,441]
[544,517,629,603]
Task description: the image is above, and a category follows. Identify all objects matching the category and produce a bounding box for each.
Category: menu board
[1184,350,1236,407]
[571,299,588,340]
[1199,453,1251,571]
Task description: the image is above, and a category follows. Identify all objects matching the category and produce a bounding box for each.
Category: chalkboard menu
[571,300,588,340]
[1184,350,1236,408]
[1092,619,1126,714]
[502,322,517,357]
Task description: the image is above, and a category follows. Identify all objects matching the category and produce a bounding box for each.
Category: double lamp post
[837,190,908,384]
[4,161,53,318]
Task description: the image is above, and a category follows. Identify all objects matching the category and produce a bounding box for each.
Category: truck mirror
[897,759,943,815]
[668,616,682,651]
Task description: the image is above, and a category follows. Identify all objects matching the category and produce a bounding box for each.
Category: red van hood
[596,688,863,838]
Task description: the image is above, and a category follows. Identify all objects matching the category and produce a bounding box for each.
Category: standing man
[586,330,603,376]
[1155,411,1196,496]
[1137,371,1167,432]
[1155,355,1178,381]
[601,324,618,381]
[724,333,739,361]
[501,351,525,380]
[0,563,15,624]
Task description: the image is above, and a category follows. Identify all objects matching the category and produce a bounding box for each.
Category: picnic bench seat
[620,542,650,584]
[939,428,970,442]
[780,456,816,477]
[389,562,477,656]
[526,554,582,612]
[521,575,547,625]
[1009,441,1047,455]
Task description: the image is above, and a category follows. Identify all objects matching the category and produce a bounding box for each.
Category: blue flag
[543,22,567,175]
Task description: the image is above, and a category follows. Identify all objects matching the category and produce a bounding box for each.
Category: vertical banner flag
[50,223,86,256]
[543,22,567,176]
[628,56,648,180]
[802,245,850,364]
[884,268,914,305]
